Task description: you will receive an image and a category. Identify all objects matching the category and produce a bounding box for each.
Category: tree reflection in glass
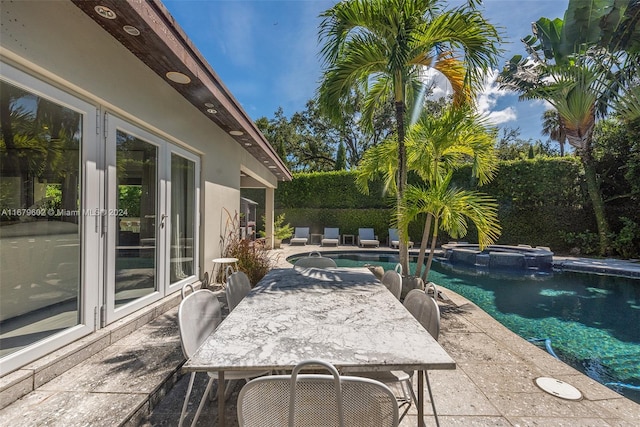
[0,80,81,356]
[115,130,157,307]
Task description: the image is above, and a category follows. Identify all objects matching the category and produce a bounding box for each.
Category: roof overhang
[71,0,292,182]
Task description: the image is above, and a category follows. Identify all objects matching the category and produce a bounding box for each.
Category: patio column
[265,187,274,249]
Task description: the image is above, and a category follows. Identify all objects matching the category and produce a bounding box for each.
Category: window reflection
[0,80,81,357]
[115,131,157,307]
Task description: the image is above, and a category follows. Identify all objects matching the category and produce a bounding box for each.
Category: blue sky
[163,0,569,143]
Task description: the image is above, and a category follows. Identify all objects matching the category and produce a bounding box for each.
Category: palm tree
[317,0,501,273]
[541,109,566,156]
[498,0,640,255]
[399,173,500,281]
[357,104,500,280]
[407,106,498,278]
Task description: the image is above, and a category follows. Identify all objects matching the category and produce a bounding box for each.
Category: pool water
[290,252,640,403]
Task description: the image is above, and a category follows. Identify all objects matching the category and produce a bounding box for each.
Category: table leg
[418,370,425,427]
[211,263,219,287]
[218,371,225,427]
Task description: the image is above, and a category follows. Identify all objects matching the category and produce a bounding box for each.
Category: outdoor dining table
[183,266,456,427]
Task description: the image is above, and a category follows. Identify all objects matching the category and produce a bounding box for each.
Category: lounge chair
[321,227,340,246]
[290,227,310,245]
[358,228,379,248]
[388,228,414,249]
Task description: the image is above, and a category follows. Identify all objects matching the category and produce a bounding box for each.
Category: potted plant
[259,213,293,249]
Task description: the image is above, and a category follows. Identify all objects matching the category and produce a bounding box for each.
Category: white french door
[103,115,200,324]
[0,62,200,373]
[166,146,200,294]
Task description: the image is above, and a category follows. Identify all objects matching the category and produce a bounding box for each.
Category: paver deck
[1,245,638,426]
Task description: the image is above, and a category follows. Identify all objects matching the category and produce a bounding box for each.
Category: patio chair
[293,251,338,269]
[395,290,441,422]
[388,228,414,249]
[357,228,379,248]
[381,269,402,300]
[238,359,398,427]
[178,286,268,427]
[321,227,340,247]
[349,289,441,423]
[290,227,310,245]
[225,269,252,311]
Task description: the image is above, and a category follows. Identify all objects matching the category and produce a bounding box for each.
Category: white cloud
[420,67,518,125]
[476,69,518,125]
[485,107,518,124]
[423,68,453,99]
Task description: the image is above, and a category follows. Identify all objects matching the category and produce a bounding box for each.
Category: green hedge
[275,171,391,209]
[474,158,586,208]
[246,157,605,253]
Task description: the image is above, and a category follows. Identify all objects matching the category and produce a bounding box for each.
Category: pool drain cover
[535,377,583,400]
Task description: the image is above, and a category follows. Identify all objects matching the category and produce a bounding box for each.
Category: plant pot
[401,275,424,300]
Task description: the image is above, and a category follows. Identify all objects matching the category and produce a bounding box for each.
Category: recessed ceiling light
[263,160,270,164]
[166,71,191,84]
[206,108,217,114]
[204,103,215,108]
[229,130,244,136]
[123,25,140,36]
[268,165,277,169]
[244,142,252,146]
[95,5,116,19]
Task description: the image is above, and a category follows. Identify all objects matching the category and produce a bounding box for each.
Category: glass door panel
[114,130,158,308]
[169,153,196,285]
[0,80,82,357]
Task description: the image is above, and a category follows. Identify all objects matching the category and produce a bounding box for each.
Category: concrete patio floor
[1,244,639,426]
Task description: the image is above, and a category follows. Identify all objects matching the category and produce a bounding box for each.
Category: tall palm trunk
[395,100,409,273]
[422,216,440,282]
[580,148,611,255]
[414,213,433,278]
[565,120,611,256]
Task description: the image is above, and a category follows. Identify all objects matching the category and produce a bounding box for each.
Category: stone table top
[184,267,456,373]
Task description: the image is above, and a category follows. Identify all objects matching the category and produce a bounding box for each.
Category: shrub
[221,208,274,286]
[561,230,602,255]
[612,217,640,259]
[224,238,273,286]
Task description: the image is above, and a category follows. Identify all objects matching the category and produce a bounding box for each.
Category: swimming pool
[287,251,640,403]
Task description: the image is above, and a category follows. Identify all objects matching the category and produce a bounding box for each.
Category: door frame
[103,114,166,324]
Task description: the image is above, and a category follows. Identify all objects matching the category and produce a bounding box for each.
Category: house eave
[70,0,292,182]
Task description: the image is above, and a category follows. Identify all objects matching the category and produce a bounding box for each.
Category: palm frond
[355,137,398,195]
[615,84,640,121]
